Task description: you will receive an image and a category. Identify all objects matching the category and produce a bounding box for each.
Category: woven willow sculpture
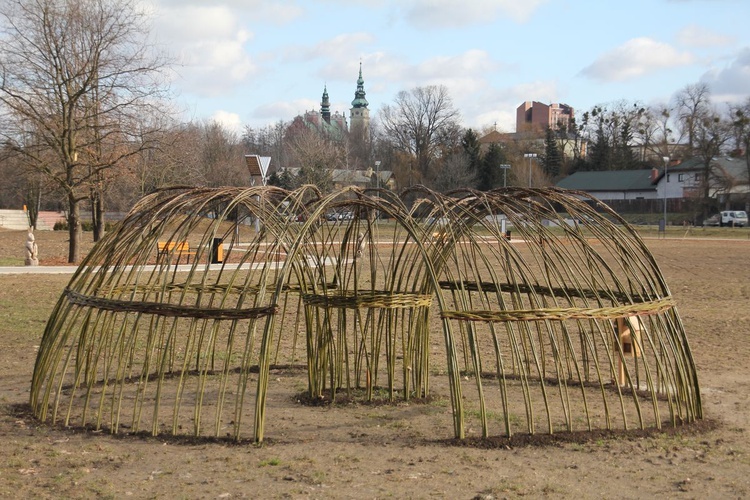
[30,186,701,442]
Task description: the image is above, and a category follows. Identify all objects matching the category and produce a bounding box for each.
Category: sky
[143,0,750,136]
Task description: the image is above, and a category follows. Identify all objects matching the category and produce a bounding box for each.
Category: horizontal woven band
[440,297,674,323]
[65,289,278,320]
[303,290,432,309]
[439,280,648,303]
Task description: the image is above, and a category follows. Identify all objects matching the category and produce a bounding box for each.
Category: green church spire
[321,84,331,123]
[351,62,368,109]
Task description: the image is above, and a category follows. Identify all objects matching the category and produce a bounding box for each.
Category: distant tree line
[2,0,749,263]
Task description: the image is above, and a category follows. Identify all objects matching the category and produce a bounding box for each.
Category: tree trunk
[24,181,41,230]
[91,188,104,242]
[67,195,81,264]
[95,194,104,241]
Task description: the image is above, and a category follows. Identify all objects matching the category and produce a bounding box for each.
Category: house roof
[556,169,656,192]
[478,130,505,144]
[479,130,541,143]
[332,169,372,185]
[670,157,749,182]
[285,168,393,187]
[713,157,750,184]
[479,130,579,144]
[668,157,703,172]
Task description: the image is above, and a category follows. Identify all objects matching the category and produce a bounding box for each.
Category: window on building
[695,173,702,181]
[678,174,685,182]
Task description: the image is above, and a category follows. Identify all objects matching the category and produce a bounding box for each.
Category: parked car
[325,210,354,221]
[720,210,748,227]
[703,214,720,227]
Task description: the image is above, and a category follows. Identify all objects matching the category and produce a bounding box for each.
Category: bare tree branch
[0,0,173,260]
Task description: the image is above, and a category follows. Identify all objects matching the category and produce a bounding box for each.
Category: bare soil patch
[0,230,749,498]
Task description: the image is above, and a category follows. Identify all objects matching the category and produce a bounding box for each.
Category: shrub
[53,220,118,231]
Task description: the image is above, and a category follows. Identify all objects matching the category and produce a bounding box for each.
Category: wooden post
[615,316,642,386]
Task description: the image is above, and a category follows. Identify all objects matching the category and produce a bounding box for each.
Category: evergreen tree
[267,169,296,190]
[588,121,611,171]
[614,121,638,169]
[541,127,562,178]
[479,143,505,190]
[461,128,482,178]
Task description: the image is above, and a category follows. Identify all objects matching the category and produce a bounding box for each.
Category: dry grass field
[0,227,749,498]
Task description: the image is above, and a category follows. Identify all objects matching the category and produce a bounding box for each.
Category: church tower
[349,63,370,137]
[321,85,331,124]
[348,63,371,168]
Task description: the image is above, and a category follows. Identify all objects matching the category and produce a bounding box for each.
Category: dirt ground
[0,228,749,499]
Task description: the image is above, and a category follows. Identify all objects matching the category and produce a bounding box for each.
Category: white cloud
[677,25,734,48]
[149,0,304,25]
[153,5,258,96]
[580,37,695,82]
[252,99,319,123]
[402,0,547,29]
[359,49,546,131]
[415,50,501,79]
[328,51,397,85]
[700,47,750,103]
[461,80,561,131]
[301,48,515,129]
[282,45,505,110]
[249,3,305,24]
[360,50,502,91]
[210,110,244,135]
[285,33,376,63]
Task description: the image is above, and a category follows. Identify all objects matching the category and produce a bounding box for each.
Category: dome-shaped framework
[30,186,701,443]
[279,187,437,399]
[251,186,443,439]
[30,186,322,440]
[423,187,701,439]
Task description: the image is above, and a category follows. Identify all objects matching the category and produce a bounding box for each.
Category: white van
[720,210,748,227]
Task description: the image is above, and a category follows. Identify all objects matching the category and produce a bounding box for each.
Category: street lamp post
[374,160,382,223]
[499,164,511,187]
[662,156,669,236]
[523,153,537,187]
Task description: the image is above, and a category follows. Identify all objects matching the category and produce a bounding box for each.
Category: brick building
[516,101,574,133]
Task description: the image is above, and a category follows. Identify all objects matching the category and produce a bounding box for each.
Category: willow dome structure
[30,185,701,443]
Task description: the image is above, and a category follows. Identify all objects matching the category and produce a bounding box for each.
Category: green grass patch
[259,458,281,467]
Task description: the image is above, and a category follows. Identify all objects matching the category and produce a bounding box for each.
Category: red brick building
[516,101,574,133]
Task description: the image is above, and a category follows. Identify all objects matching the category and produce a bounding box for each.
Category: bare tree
[123,114,182,200]
[425,152,476,193]
[0,140,54,225]
[0,0,172,262]
[197,122,246,188]
[674,83,711,154]
[378,85,461,186]
[634,106,687,163]
[284,124,344,193]
[693,110,731,218]
[243,120,288,171]
[728,98,750,211]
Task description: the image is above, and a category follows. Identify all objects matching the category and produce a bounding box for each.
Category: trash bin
[505,230,511,241]
[211,237,223,264]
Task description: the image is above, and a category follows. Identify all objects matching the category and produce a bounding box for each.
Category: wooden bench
[157,241,196,264]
